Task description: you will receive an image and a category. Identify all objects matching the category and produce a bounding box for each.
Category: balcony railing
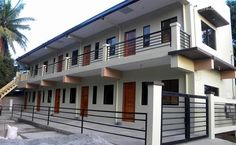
[22,22,190,80]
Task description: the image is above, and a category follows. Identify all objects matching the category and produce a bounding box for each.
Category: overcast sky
[12,0,124,59]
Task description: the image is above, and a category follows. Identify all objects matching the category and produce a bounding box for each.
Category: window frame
[92,86,97,104]
[47,90,52,103]
[72,50,78,65]
[143,25,150,47]
[94,42,100,60]
[106,37,116,56]
[162,79,179,105]
[141,82,149,105]
[62,88,66,103]
[103,85,114,105]
[70,88,76,104]
[201,21,216,50]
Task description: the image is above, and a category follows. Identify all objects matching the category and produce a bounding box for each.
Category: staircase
[0,78,18,100]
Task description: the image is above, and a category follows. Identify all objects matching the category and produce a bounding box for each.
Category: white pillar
[207,93,215,139]
[170,22,181,50]
[103,44,110,62]
[41,65,46,76]
[64,57,70,71]
[147,82,163,145]
[9,99,13,111]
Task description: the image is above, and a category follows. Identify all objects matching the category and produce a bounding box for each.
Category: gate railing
[161,91,209,145]
[11,104,148,145]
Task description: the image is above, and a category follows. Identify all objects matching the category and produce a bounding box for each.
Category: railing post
[103,44,109,62]
[81,110,84,134]
[47,107,50,125]
[170,22,181,50]
[207,93,215,139]
[147,82,163,145]
[32,105,35,121]
[185,96,190,141]
[20,105,23,118]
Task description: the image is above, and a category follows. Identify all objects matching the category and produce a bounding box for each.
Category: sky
[11,0,124,59]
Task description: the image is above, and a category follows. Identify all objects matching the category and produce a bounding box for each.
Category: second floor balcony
[19,22,191,83]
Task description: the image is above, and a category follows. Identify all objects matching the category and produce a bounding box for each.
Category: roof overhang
[169,47,236,71]
[17,0,181,64]
[198,6,229,27]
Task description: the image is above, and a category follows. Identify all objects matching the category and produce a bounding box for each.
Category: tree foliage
[0,53,16,88]
[227,0,236,48]
[0,0,34,55]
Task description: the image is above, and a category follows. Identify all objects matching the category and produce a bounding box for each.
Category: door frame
[124,29,136,57]
[122,82,136,122]
[80,86,89,117]
[57,55,63,72]
[82,45,91,66]
[54,89,61,113]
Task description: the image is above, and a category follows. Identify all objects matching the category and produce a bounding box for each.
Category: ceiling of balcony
[17,0,183,64]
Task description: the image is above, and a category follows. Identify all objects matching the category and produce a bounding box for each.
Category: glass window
[72,50,78,65]
[141,82,149,105]
[161,17,177,43]
[62,89,66,103]
[143,25,150,47]
[201,21,216,49]
[43,61,48,73]
[92,86,97,104]
[162,79,179,105]
[32,91,36,102]
[48,90,52,103]
[106,37,116,56]
[70,88,76,103]
[94,42,99,60]
[103,85,114,105]
[42,91,45,103]
[204,85,219,96]
[34,65,38,76]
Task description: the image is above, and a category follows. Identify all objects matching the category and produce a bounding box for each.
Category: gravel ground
[0,134,113,145]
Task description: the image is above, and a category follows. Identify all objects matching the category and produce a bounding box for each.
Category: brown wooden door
[83,46,91,66]
[54,89,61,113]
[24,92,28,110]
[57,55,63,72]
[36,91,41,111]
[80,86,89,117]
[124,30,136,57]
[123,82,136,122]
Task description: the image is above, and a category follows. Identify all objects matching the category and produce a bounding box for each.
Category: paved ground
[177,138,236,145]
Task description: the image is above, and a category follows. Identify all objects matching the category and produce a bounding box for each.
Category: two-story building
[13,0,236,144]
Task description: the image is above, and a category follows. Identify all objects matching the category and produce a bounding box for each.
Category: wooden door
[24,92,28,110]
[83,46,91,66]
[54,89,61,113]
[36,91,41,111]
[57,55,63,72]
[123,82,136,122]
[124,30,136,57]
[80,86,89,117]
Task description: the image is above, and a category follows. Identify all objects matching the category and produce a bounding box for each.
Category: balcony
[18,22,191,85]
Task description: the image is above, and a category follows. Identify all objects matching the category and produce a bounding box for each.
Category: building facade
[14,0,236,144]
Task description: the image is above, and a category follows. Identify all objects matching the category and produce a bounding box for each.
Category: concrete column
[147,82,163,145]
[64,57,70,71]
[103,44,110,61]
[41,65,46,76]
[170,22,181,50]
[207,93,215,139]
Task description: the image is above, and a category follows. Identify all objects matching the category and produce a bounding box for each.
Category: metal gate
[161,91,209,145]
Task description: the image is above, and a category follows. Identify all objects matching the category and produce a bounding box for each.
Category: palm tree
[0,0,34,56]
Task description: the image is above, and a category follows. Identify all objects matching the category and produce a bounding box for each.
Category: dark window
[42,91,45,103]
[103,85,114,105]
[48,90,52,103]
[162,79,179,105]
[62,89,66,103]
[201,21,216,49]
[92,86,97,104]
[72,50,78,65]
[66,53,69,57]
[70,88,76,103]
[143,25,150,47]
[34,65,38,76]
[32,91,36,102]
[28,92,31,102]
[43,61,48,72]
[142,82,149,105]
[204,85,219,96]
[106,37,116,56]
[161,17,177,43]
[53,58,56,73]
[95,42,99,60]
